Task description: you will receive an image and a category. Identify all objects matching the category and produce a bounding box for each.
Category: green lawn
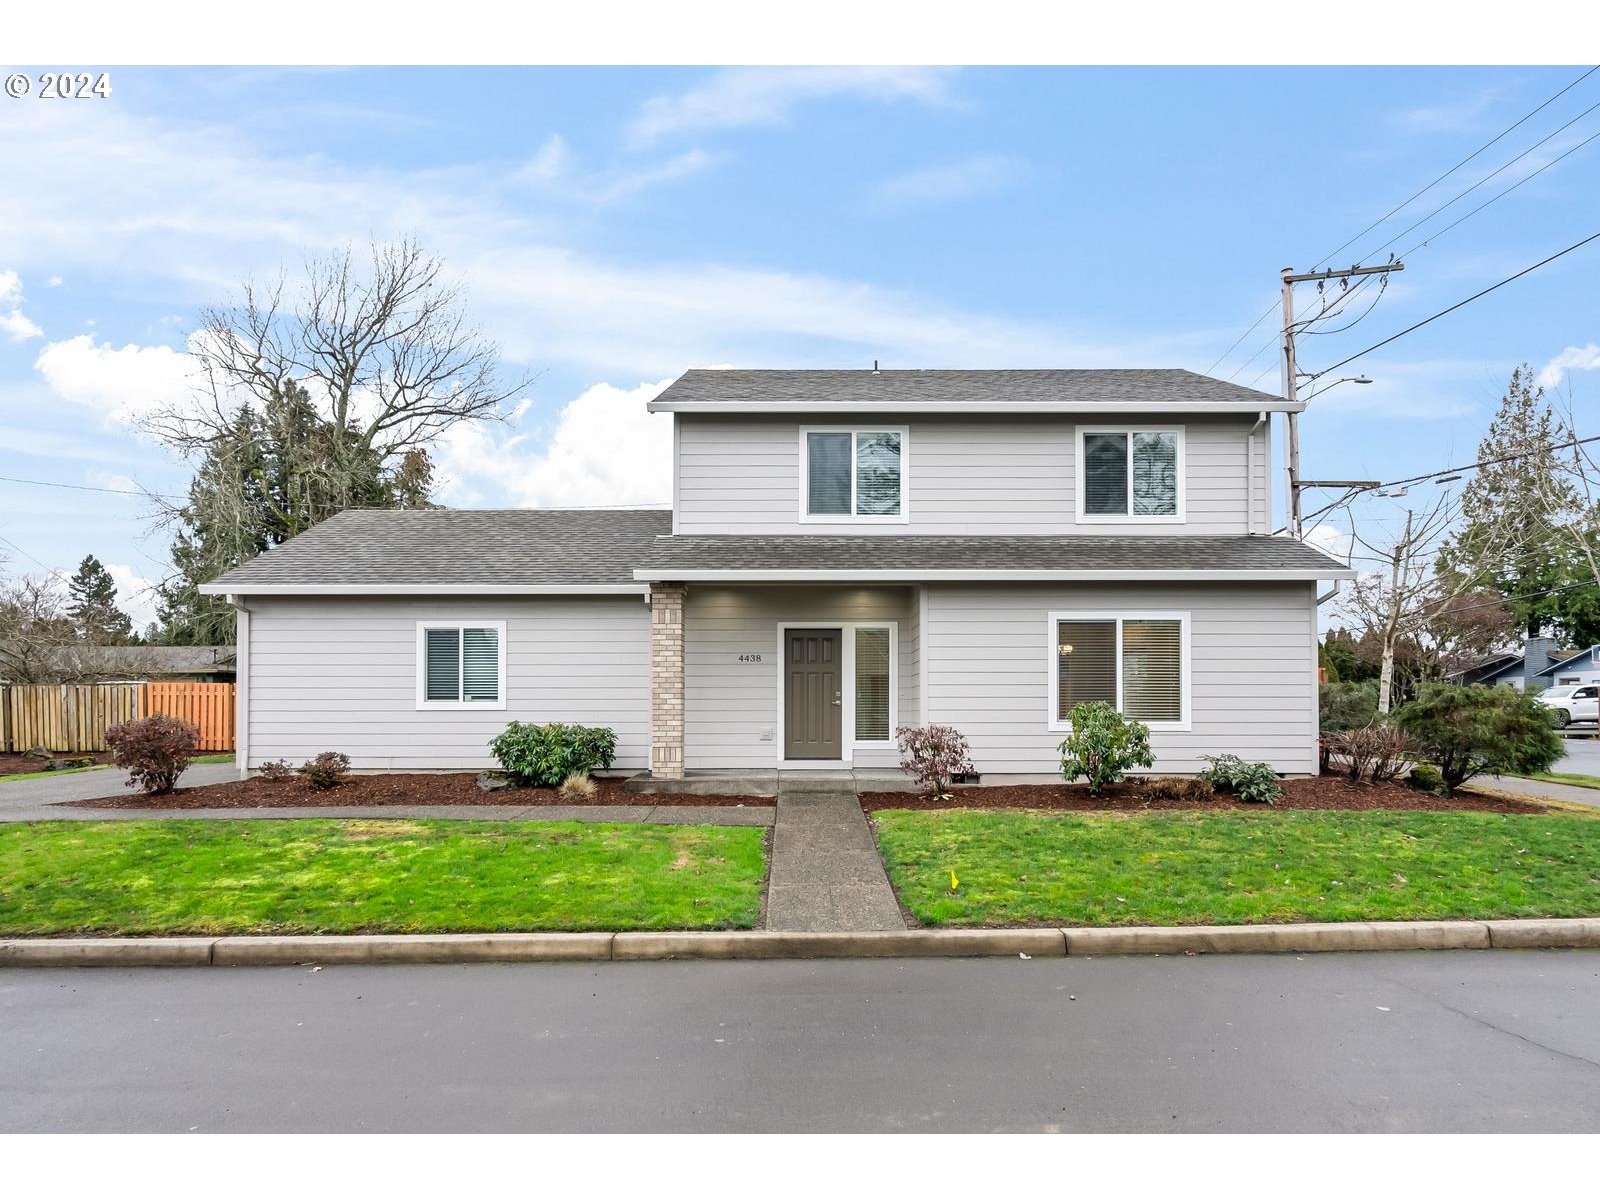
[1529,771,1600,791]
[0,819,767,935]
[873,809,1600,928]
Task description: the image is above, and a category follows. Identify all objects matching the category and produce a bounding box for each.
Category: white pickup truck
[1536,684,1600,728]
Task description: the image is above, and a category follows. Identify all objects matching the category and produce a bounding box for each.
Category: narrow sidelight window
[854,627,892,741]
[419,623,504,707]
[1079,428,1181,519]
[805,429,905,518]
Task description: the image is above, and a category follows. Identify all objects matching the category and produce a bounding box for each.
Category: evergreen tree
[66,554,134,645]
[1438,365,1577,639]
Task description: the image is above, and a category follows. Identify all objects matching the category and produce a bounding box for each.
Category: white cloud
[629,67,955,143]
[104,563,160,630]
[512,134,573,186]
[0,267,43,340]
[1303,521,1353,562]
[435,378,674,509]
[872,155,1026,206]
[33,333,195,425]
[45,275,62,287]
[589,149,726,204]
[513,138,726,206]
[1537,343,1600,390]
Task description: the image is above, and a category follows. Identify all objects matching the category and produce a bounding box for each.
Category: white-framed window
[1046,611,1189,731]
[415,621,507,710]
[799,427,909,522]
[1075,426,1184,522]
[853,624,895,744]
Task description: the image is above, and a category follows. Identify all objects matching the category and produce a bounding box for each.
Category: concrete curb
[4,919,1600,967]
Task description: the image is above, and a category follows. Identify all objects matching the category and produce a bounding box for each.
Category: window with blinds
[805,429,903,517]
[1054,614,1184,725]
[1121,619,1182,721]
[1080,429,1180,518]
[854,627,892,741]
[421,625,501,705]
[1056,619,1117,719]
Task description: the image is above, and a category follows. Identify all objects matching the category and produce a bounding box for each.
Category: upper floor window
[802,428,907,521]
[1077,427,1183,522]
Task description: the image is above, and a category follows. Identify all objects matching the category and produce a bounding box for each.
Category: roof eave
[197,583,649,597]
[631,567,1356,583]
[648,400,1303,415]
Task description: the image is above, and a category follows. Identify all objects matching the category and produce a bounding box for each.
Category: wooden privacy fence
[1,682,235,753]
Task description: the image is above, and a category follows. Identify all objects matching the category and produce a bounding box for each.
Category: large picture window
[802,428,906,520]
[416,622,506,709]
[1048,612,1187,729]
[1078,428,1182,520]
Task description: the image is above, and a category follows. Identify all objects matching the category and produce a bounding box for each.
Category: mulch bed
[860,774,1549,815]
[68,773,772,810]
[1,751,114,778]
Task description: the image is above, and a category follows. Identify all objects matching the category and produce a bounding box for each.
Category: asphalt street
[3,951,1598,1133]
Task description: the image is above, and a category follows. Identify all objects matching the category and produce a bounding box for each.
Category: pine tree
[1438,365,1577,639]
[66,554,134,645]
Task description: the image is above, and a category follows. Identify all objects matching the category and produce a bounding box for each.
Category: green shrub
[1200,753,1283,805]
[1408,762,1445,795]
[1319,681,1378,733]
[1057,702,1154,795]
[1393,684,1563,793]
[490,722,617,786]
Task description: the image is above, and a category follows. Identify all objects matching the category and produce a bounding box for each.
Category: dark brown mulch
[68,773,773,810]
[1,750,115,778]
[859,774,1549,815]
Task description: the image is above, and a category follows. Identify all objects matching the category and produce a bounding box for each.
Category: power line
[1306,228,1600,383]
[1206,66,1599,377]
[0,474,183,500]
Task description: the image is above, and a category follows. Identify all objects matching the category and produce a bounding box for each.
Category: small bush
[105,715,201,795]
[1200,753,1283,805]
[1319,681,1378,733]
[895,724,975,799]
[300,750,352,790]
[1324,723,1417,783]
[1057,702,1154,795]
[1394,684,1564,793]
[1408,762,1445,795]
[558,771,598,801]
[489,722,617,787]
[1138,775,1216,802]
[256,759,296,781]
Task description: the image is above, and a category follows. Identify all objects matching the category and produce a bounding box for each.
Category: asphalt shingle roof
[650,368,1286,409]
[635,534,1350,577]
[202,508,673,590]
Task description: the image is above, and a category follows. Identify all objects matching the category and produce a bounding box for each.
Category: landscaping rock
[475,771,514,792]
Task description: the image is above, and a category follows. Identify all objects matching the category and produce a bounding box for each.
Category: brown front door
[784,629,843,759]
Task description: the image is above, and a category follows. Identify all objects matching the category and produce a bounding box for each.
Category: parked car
[1535,684,1600,728]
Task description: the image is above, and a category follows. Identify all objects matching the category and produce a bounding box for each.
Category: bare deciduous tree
[0,575,80,684]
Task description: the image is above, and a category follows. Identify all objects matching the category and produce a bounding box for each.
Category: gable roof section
[199,508,672,595]
[648,369,1298,414]
[633,534,1354,582]
[1544,644,1600,675]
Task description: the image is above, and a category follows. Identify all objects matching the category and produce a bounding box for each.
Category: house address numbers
[737,652,764,663]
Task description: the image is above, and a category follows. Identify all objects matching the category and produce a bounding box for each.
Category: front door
[784,629,843,759]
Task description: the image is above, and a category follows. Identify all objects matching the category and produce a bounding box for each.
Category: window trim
[415,620,508,711]
[797,425,911,524]
[1045,610,1191,732]
[1074,425,1186,525]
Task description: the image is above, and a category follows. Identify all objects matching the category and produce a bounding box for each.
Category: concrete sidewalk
[1480,775,1600,808]
[765,776,904,933]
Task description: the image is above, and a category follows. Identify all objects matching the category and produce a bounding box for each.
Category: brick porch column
[650,582,687,780]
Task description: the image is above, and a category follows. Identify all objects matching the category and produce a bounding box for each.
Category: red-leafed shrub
[300,751,352,790]
[104,715,201,795]
[895,724,975,800]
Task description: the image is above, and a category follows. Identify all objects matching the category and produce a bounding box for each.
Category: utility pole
[1280,260,1404,539]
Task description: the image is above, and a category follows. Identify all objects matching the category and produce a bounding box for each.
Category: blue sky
[2,65,1597,626]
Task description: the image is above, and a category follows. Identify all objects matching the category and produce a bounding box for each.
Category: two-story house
[202,368,1353,780]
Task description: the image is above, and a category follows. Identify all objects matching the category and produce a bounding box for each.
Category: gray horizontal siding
[244,596,650,771]
[683,585,914,769]
[923,582,1316,775]
[675,412,1267,536]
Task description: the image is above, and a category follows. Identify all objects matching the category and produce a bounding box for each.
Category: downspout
[228,594,250,778]
[1247,410,1267,535]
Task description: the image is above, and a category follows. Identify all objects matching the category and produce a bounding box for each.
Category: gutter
[648,400,1307,415]
[197,583,649,597]
[631,568,1359,583]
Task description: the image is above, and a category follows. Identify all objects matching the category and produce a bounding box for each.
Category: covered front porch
[647,582,922,780]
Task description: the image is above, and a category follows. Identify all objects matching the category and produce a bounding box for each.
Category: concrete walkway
[1480,775,1600,809]
[765,777,904,933]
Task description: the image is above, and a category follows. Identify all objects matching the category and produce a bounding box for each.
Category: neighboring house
[200,368,1353,778]
[0,644,236,685]
[1447,637,1594,693]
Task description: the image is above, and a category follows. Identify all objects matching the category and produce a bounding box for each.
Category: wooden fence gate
[1,682,235,753]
